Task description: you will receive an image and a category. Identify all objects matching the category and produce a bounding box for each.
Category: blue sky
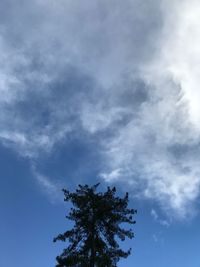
[1,0,200,266]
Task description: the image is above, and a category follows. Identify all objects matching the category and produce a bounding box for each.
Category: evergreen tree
[53,183,136,267]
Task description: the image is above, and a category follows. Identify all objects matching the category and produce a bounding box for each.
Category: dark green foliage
[54,183,136,267]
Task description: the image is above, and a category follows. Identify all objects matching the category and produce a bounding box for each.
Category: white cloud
[145,0,200,128]
[0,0,160,155]
[100,169,122,182]
[0,0,200,218]
[99,0,200,218]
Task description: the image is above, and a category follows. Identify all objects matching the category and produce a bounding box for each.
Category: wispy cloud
[31,166,62,203]
[0,0,200,218]
[151,209,170,227]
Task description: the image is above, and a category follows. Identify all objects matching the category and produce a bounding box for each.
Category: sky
[1,0,200,266]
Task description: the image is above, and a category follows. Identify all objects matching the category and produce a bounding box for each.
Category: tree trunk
[90,201,95,267]
[90,237,95,267]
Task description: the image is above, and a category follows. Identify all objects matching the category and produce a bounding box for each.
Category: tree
[53,183,136,267]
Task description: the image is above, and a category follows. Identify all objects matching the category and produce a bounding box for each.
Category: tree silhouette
[53,183,136,267]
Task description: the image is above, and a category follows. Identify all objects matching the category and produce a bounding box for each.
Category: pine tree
[53,183,136,267]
